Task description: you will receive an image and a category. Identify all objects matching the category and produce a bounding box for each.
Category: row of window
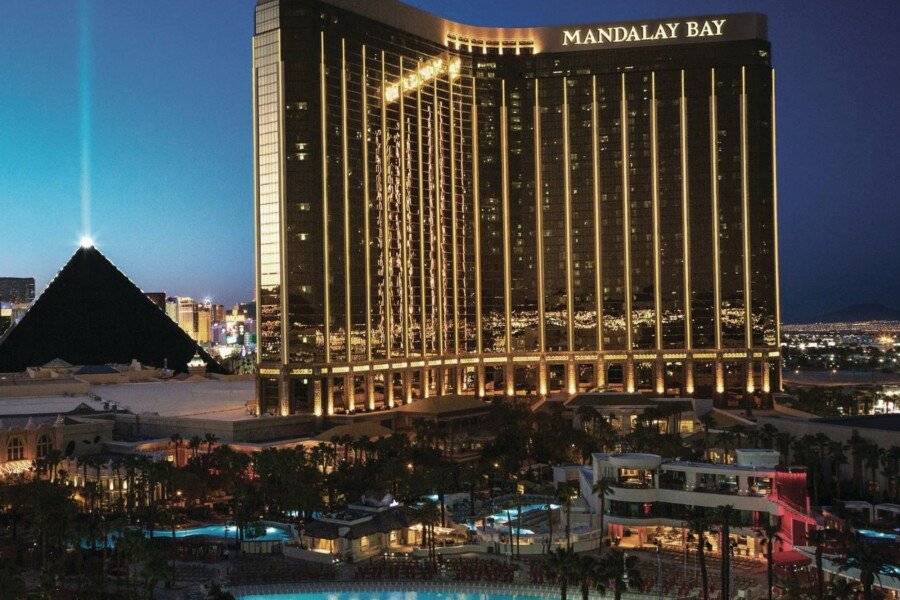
[5,434,53,462]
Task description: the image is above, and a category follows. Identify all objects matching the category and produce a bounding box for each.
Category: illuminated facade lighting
[252,0,781,415]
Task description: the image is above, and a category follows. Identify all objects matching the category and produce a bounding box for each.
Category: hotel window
[36,434,52,459]
[7,437,24,461]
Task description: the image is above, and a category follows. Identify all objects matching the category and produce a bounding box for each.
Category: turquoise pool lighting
[239,591,549,600]
[147,524,293,541]
[857,529,897,541]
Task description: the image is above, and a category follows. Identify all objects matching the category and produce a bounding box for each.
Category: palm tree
[203,432,219,455]
[591,477,615,549]
[187,435,202,460]
[880,445,899,502]
[807,528,829,600]
[848,430,868,496]
[686,508,712,600]
[596,548,642,600]
[573,553,600,600]
[775,431,794,464]
[827,441,848,502]
[716,504,736,599]
[546,546,578,600]
[169,432,183,466]
[837,532,899,600]
[757,521,781,600]
[557,482,578,548]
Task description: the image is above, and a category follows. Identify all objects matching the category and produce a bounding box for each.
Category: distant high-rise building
[165,297,179,324]
[0,277,35,304]
[196,304,211,344]
[252,0,781,416]
[177,297,197,340]
[145,292,167,311]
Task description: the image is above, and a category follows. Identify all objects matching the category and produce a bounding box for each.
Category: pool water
[84,523,293,548]
[147,524,293,541]
[857,528,897,541]
[240,592,548,600]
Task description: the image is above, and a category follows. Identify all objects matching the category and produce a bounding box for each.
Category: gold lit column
[740,67,754,393]
[762,359,771,393]
[320,32,334,414]
[341,41,352,367]
[274,32,290,416]
[472,79,485,397]
[386,369,394,408]
[380,51,392,363]
[432,79,446,396]
[680,70,694,395]
[620,73,635,393]
[417,60,429,399]
[450,70,460,365]
[771,69,783,391]
[534,80,547,396]
[500,79,514,397]
[650,72,664,395]
[591,75,605,389]
[710,68,724,395]
[562,77,577,395]
[361,45,375,410]
[344,373,354,412]
[399,58,411,365]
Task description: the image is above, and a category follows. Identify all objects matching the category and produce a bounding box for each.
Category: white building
[579,449,817,558]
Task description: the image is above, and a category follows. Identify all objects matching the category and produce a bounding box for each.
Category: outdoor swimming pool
[147,523,294,541]
[239,591,550,600]
[85,522,294,548]
[857,528,898,541]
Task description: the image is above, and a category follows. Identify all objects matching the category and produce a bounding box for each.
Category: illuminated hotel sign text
[562,19,726,47]
[384,57,461,103]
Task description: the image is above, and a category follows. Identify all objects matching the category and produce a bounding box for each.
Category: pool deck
[229,580,674,600]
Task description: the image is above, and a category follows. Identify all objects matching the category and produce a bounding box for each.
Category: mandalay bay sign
[562,18,727,47]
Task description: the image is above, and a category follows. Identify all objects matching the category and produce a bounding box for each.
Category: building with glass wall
[252,0,782,416]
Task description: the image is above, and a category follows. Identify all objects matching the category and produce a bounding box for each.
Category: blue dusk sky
[0,0,897,320]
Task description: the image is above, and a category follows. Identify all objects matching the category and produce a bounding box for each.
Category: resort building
[301,500,421,561]
[580,449,817,558]
[252,0,783,415]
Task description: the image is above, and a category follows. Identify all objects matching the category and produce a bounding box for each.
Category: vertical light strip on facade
[341,40,352,365]
[277,43,289,370]
[501,79,514,397]
[534,80,546,358]
[500,79,512,358]
[361,45,372,364]
[620,74,633,353]
[650,72,664,393]
[417,60,427,361]
[771,68,782,390]
[380,51,392,360]
[650,72,663,352]
[680,70,692,352]
[591,75,603,354]
[319,31,331,368]
[433,79,445,357]
[472,80,483,357]
[398,57,410,361]
[250,38,261,409]
[562,78,575,358]
[450,68,460,356]
[710,68,724,393]
[740,66,754,392]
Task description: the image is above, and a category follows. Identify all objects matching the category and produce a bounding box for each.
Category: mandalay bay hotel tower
[253,0,782,417]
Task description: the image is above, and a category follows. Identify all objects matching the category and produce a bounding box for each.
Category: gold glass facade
[253,0,781,415]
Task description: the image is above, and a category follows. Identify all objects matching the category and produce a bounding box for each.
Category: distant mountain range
[792,303,900,324]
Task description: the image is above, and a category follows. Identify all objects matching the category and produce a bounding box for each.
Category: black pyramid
[0,246,223,373]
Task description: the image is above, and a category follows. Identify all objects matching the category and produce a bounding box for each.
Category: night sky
[0,1,897,321]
